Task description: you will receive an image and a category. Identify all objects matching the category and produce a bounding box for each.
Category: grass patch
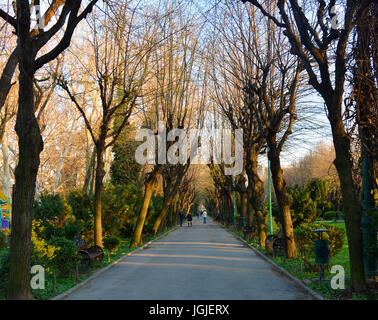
[225,220,376,300]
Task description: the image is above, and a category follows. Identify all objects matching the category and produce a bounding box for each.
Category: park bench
[243,225,257,235]
[265,234,276,252]
[243,225,257,241]
[265,235,285,256]
[75,238,104,266]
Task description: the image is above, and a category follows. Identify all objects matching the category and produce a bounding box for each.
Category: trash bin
[314,239,330,264]
[312,228,330,280]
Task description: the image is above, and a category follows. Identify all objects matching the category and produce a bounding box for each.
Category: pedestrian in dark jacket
[179,211,184,227]
[187,213,193,227]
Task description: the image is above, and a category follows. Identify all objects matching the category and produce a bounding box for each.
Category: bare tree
[0,0,97,299]
[210,1,308,256]
[57,1,153,247]
[130,1,207,246]
[242,0,373,292]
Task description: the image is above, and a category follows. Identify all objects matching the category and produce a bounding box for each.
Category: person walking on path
[203,210,207,224]
[179,211,184,227]
[187,213,193,227]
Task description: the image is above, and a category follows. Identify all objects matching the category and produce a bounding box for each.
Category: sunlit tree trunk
[130,172,159,248]
[268,146,297,258]
[93,139,106,247]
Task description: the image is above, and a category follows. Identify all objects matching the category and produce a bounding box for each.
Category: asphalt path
[64,217,314,300]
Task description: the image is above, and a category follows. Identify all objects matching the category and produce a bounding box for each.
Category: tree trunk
[246,149,266,246]
[330,114,366,292]
[130,173,158,248]
[153,168,186,234]
[83,145,96,195]
[354,5,376,285]
[268,148,297,258]
[93,144,106,247]
[247,198,255,227]
[246,195,256,242]
[8,57,43,299]
[228,192,234,226]
[255,209,266,247]
[241,191,248,228]
[152,193,174,235]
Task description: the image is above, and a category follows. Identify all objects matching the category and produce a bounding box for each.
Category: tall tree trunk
[152,193,174,235]
[247,197,255,227]
[268,147,297,258]
[228,192,234,226]
[83,145,96,194]
[153,168,186,234]
[329,110,366,292]
[241,191,248,228]
[93,144,106,247]
[246,194,256,242]
[255,209,266,247]
[130,173,158,248]
[246,149,266,246]
[355,4,376,283]
[8,55,43,299]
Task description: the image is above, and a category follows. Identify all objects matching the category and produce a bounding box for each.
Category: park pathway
[63,217,314,300]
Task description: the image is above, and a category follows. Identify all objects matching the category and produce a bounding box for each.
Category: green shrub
[103,237,121,262]
[67,189,92,221]
[0,249,9,297]
[101,183,143,238]
[0,233,7,249]
[103,237,120,252]
[31,223,57,268]
[318,201,334,213]
[36,222,65,241]
[306,178,328,202]
[63,218,83,240]
[33,193,67,222]
[294,222,345,257]
[323,210,343,220]
[33,193,74,242]
[0,232,56,298]
[49,237,81,276]
[287,185,319,227]
[264,210,280,235]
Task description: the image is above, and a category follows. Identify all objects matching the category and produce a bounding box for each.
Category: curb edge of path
[51,226,179,300]
[219,222,324,300]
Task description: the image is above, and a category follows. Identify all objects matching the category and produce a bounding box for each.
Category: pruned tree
[209,0,268,244]
[0,0,98,300]
[210,1,308,255]
[130,1,206,247]
[242,0,374,292]
[57,1,153,247]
